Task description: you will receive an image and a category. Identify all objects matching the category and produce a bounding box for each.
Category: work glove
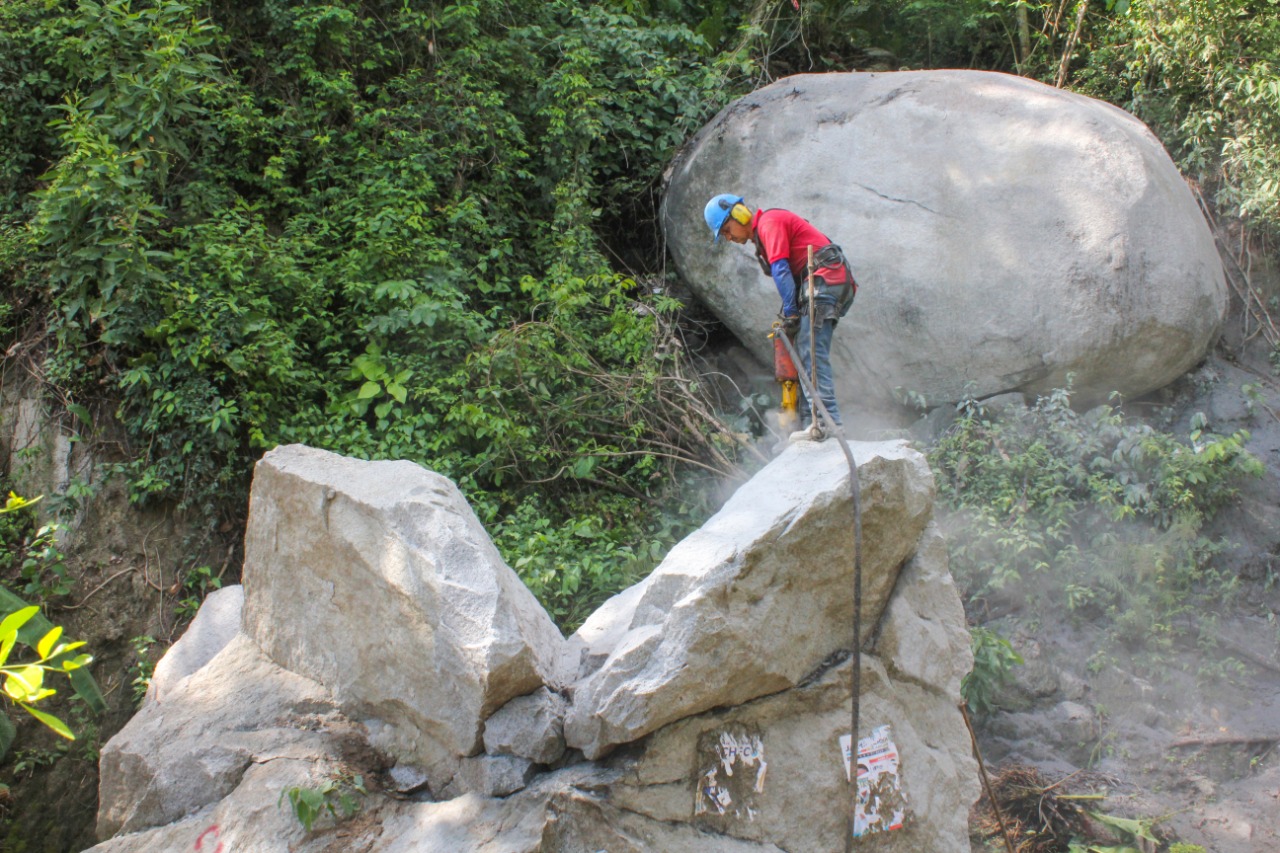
[781,314,801,337]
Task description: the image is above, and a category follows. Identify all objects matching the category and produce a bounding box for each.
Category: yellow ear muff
[730,203,752,225]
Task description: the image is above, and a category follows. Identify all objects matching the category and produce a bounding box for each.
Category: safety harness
[751,220,857,318]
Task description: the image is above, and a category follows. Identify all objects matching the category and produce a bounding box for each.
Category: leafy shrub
[0,492,70,602]
[2,0,758,626]
[0,606,91,748]
[930,384,1262,651]
[1073,0,1280,230]
[962,625,1024,716]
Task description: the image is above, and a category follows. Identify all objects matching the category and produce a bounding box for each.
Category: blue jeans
[797,291,842,427]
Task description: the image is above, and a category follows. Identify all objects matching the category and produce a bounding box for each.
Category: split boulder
[92,441,978,851]
[564,439,934,760]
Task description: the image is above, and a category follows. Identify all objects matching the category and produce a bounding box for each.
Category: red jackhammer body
[769,323,800,433]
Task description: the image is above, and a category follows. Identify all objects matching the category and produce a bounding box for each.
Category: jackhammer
[768,322,801,436]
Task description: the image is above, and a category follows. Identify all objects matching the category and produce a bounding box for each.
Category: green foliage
[0,491,70,601]
[1067,810,1159,852]
[0,492,106,757]
[8,745,60,777]
[14,522,69,602]
[1070,0,1280,229]
[0,0,758,626]
[128,635,158,707]
[494,487,711,631]
[930,384,1262,652]
[174,566,222,623]
[34,0,221,335]
[280,773,366,833]
[962,625,1024,716]
[0,606,92,754]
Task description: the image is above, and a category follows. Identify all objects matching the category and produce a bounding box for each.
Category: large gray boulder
[564,440,934,760]
[241,445,567,791]
[663,71,1227,414]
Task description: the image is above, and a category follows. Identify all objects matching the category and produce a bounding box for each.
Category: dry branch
[971,763,1118,853]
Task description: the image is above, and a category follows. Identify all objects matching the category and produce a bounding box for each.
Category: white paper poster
[839,724,909,836]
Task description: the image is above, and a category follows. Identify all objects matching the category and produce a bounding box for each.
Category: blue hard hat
[704,194,744,243]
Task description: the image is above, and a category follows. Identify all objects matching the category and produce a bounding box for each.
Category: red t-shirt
[752,208,849,285]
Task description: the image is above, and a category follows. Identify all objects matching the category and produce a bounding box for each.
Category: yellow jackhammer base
[778,380,799,434]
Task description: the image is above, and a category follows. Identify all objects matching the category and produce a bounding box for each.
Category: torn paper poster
[693,729,767,822]
[840,724,910,836]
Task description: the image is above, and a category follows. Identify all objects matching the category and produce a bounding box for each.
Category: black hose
[775,331,863,849]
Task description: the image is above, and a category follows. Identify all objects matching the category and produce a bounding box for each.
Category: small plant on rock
[281,772,367,833]
[175,566,221,622]
[128,635,158,707]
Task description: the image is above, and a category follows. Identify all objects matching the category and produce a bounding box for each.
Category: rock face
[483,687,568,765]
[240,445,567,790]
[144,584,242,705]
[97,633,348,839]
[662,71,1226,413]
[92,442,978,852]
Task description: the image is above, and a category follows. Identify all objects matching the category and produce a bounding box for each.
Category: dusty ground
[968,345,1280,853]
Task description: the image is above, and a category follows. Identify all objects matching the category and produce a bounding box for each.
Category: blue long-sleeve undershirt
[770,259,798,316]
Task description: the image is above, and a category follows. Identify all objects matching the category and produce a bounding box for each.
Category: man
[704,193,855,434]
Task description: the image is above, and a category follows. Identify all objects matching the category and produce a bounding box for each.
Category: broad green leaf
[355,358,385,382]
[4,666,43,701]
[24,704,75,740]
[66,403,93,428]
[1089,812,1158,843]
[37,626,63,660]
[357,381,382,399]
[0,606,39,642]
[56,646,89,666]
[571,456,598,478]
